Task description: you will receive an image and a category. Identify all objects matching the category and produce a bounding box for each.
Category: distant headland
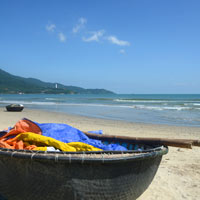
[0,69,115,94]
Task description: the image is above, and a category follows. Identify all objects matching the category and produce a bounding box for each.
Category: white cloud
[119,49,125,54]
[46,24,56,32]
[82,30,105,42]
[79,17,87,24]
[107,36,130,46]
[58,32,66,42]
[73,17,87,33]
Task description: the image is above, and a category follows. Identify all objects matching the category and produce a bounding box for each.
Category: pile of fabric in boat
[0,118,127,152]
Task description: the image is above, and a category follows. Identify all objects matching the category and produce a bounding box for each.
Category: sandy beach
[0,107,199,200]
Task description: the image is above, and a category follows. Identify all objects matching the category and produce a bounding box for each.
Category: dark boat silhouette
[6,104,24,112]
[0,133,168,200]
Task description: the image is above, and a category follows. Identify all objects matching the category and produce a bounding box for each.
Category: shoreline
[0,107,200,200]
[1,93,200,127]
[0,107,199,139]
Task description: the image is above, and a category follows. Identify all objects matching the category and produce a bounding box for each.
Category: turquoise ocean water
[0,94,200,127]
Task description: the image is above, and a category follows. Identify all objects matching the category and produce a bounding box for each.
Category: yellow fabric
[67,142,102,151]
[34,147,47,151]
[15,132,102,152]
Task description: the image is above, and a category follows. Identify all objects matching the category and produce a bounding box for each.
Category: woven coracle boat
[0,133,168,200]
[6,104,24,112]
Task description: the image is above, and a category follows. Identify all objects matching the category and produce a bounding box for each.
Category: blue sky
[0,0,200,94]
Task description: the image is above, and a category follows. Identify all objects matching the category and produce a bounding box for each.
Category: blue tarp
[34,121,127,151]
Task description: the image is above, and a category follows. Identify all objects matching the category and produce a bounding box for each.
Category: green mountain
[0,69,115,94]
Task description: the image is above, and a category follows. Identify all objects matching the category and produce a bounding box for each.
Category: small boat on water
[0,132,168,200]
[6,104,24,112]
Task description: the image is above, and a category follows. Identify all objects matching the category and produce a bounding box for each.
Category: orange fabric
[15,140,24,149]
[24,145,37,150]
[0,139,24,149]
[0,119,41,150]
[0,137,37,150]
[1,119,41,139]
[0,140,14,149]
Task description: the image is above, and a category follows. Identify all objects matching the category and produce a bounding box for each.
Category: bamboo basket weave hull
[0,145,168,200]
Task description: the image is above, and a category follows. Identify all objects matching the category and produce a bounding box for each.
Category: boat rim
[0,146,168,164]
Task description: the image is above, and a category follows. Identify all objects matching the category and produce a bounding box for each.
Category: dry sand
[0,107,200,200]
